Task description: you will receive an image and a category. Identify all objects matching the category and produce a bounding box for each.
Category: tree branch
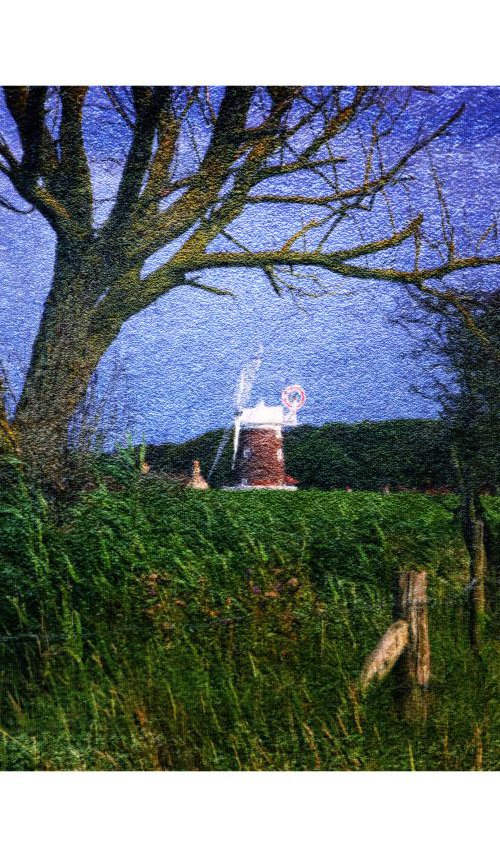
[3,86,89,237]
[136,217,500,316]
[55,87,92,228]
[248,105,465,207]
[126,86,256,262]
[103,86,172,234]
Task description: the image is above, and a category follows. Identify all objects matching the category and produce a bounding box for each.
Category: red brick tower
[230,401,297,490]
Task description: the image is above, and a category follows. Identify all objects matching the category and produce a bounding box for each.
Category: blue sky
[1,87,500,445]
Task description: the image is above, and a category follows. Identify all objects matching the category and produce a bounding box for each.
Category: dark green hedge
[146,418,454,491]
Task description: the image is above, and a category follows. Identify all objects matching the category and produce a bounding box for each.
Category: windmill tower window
[277,448,283,461]
[243,447,252,459]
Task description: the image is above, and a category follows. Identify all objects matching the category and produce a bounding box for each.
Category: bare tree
[1,85,500,484]
[393,277,500,650]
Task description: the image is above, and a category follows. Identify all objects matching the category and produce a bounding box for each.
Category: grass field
[1,458,500,770]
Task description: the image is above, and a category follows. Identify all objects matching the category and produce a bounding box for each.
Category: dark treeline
[145,418,466,492]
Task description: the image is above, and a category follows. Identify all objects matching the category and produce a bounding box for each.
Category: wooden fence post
[359,620,409,692]
[393,569,430,719]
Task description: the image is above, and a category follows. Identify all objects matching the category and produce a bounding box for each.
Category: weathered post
[359,620,408,692]
[393,569,430,719]
[359,568,431,721]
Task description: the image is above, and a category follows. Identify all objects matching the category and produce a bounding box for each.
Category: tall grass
[0,454,499,770]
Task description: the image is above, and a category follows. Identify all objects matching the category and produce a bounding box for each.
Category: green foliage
[1,467,500,770]
[148,419,455,490]
[437,291,500,492]
[286,419,454,490]
[0,457,53,626]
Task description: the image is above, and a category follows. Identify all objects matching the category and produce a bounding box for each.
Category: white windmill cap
[240,400,284,427]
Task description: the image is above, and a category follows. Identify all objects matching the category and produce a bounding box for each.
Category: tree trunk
[14,343,98,488]
[12,240,116,488]
[460,479,487,650]
[469,518,487,649]
[0,376,18,455]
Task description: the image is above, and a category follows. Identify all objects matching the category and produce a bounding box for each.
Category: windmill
[228,384,306,490]
[208,345,306,489]
[207,344,264,483]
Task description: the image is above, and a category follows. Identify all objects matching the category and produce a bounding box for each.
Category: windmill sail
[207,426,232,482]
[232,343,263,466]
[208,344,263,482]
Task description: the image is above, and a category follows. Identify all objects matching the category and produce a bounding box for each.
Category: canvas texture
[0,86,499,771]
